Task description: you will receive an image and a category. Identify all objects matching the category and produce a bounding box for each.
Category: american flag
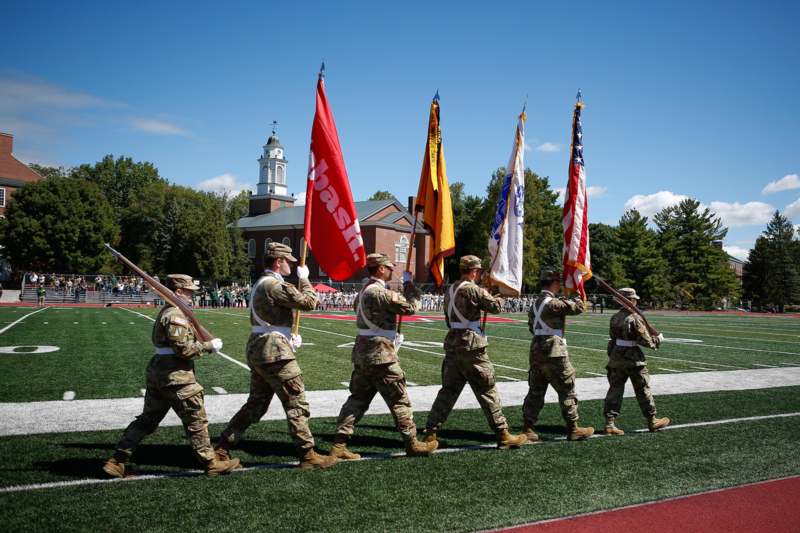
[562,91,592,299]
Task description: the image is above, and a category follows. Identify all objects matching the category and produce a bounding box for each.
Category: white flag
[488,110,526,296]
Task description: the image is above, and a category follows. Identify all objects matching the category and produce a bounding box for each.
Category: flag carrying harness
[531,296,564,338]
[249,274,293,343]
[356,280,397,340]
[447,281,483,335]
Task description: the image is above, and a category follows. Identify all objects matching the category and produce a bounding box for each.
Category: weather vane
[271,120,278,135]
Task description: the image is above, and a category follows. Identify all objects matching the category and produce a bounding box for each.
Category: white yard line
[0,306,47,335]
[752,363,778,368]
[212,387,228,394]
[658,368,683,373]
[585,372,606,377]
[2,410,799,494]
[118,307,250,371]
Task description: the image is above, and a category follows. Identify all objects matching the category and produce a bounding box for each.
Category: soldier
[521,270,594,442]
[329,253,437,460]
[103,274,240,478]
[604,288,670,435]
[215,242,336,470]
[423,256,527,449]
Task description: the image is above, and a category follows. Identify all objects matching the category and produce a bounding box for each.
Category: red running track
[307,313,517,323]
[492,476,800,533]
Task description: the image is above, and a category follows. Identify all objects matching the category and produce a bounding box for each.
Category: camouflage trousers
[219,359,314,452]
[335,361,416,439]
[523,356,580,425]
[426,348,508,432]
[115,382,215,464]
[604,362,657,419]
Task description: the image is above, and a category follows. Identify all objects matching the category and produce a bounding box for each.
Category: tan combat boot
[496,428,528,449]
[648,416,671,432]
[214,440,232,461]
[405,436,438,457]
[567,420,595,441]
[205,456,242,476]
[604,417,625,436]
[328,434,361,461]
[300,448,338,470]
[102,457,127,479]
[423,428,438,446]
[522,423,540,444]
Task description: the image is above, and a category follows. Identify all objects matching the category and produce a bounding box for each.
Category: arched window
[395,235,409,264]
[248,239,256,258]
[264,237,273,254]
[277,165,285,184]
[281,236,291,246]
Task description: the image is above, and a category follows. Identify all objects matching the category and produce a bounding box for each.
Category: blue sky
[2,0,798,259]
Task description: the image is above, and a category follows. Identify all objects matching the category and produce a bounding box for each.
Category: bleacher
[20,273,157,305]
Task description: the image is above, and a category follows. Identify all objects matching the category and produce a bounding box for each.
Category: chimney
[407,195,415,215]
[712,240,724,249]
[0,133,12,156]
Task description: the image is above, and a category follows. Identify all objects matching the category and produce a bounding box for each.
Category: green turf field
[0,306,798,402]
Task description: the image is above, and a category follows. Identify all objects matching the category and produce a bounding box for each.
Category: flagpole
[291,240,308,336]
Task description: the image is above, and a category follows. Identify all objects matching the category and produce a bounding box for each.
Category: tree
[614,210,671,305]
[1,177,119,272]
[444,182,487,282]
[70,155,164,214]
[224,191,252,282]
[368,190,396,201]
[654,198,739,308]
[742,236,770,309]
[752,211,800,312]
[28,164,68,179]
[586,222,628,289]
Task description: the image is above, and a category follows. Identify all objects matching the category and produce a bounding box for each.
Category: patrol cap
[539,269,562,283]
[366,253,394,269]
[618,287,640,300]
[167,274,200,291]
[459,255,483,271]
[265,242,297,262]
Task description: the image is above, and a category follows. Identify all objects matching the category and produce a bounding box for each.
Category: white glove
[296,265,310,280]
[394,333,405,349]
[291,334,303,351]
[210,338,223,352]
[657,333,665,343]
[402,271,413,284]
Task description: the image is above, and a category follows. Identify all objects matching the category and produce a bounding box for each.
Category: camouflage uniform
[426,270,508,433]
[522,289,586,426]
[218,248,318,454]
[604,293,659,421]
[112,276,217,466]
[334,257,421,441]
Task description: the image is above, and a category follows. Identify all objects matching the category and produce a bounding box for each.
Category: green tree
[614,210,671,305]
[28,164,68,179]
[71,155,163,214]
[444,182,487,282]
[368,190,396,201]
[2,177,119,272]
[224,191,252,282]
[586,222,628,289]
[484,167,561,291]
[654,198,739,308]
[742,236,770,309]
[759,211,800,312]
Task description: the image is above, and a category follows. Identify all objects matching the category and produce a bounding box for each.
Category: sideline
[0,306,48,335]
[1,411,798,495]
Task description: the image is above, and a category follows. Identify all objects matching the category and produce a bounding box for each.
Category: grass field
[0,305,799,532]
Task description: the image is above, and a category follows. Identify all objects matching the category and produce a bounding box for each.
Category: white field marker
[73,322,78,325]
[212,387,228,394]
[691,367,713,371]
[0,307,47,335]
[752,363,778,368]
[62,391,75,401]
[406,381,419,386]
[340,382,350,388]
[497,375,518,381]
[657,368,683,373]
[585,372,606,377]
[140,389,146,396]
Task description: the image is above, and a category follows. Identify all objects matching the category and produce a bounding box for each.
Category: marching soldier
[522,270,594,442]
[103,274,240,478]
[214,242,337,470]
[424,256,527,449]
[604,287,670,435]
[329,253,437,460]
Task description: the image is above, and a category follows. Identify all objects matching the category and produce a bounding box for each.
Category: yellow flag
[415,95,455,287]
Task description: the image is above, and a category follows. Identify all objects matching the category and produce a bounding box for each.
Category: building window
[0,188,5,208]
[264,238,273,254]
[277,165,284,184]
[395,235,409,264]
[248,239,256,258]
[281,236,291,246]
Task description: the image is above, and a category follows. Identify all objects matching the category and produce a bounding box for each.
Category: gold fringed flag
[415,92,455,287]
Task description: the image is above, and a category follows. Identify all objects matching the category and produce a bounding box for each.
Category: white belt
[451,321,481,331]
[615,339,637,347]
[358,328,397,340]
[154,347,175,355]
[252,325,292,340]
[534,328,563,337]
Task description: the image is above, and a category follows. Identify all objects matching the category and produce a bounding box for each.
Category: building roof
[0,133,43,184]
[265,134,283,148]
[236,198,426,233]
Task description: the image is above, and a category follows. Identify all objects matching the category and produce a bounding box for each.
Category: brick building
[235,127,431,283]
[0,133,43,217]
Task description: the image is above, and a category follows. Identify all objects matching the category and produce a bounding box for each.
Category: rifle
[594,275,661,338]
[104,243,214,342]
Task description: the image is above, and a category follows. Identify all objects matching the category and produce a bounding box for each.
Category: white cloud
[785,197,800,219]
[723,245,750,261]
[587,186,607,198]
[131,117,191,137]
[0,78,122,112]
[554,187,566,199]
[523,142,532,152]
[623,190,689,217]
[536,142,560,153]
[292,194,306,207]
[708,201,774,228]
[197,173,253,196]
[762,174,800,195]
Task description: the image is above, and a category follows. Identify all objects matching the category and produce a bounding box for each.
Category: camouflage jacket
[352,278,420,365]
[147,305,211,388]
[528,290,585,361]
[607,309,655,367]
[443,280,503,353]
[247,271,317,364]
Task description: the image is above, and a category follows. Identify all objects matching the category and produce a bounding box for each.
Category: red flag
[304,68,366,280]
[562,93,592,299]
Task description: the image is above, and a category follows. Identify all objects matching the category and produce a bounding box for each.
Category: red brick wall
[0,133,44,216]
